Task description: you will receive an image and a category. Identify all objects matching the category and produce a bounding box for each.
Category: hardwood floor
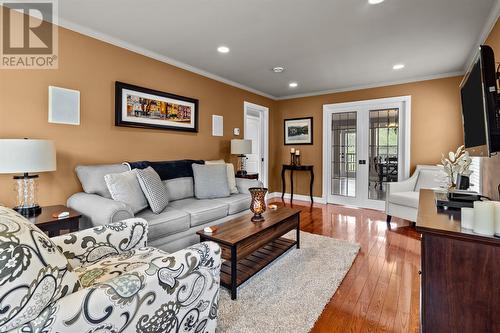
[269,198,421,333]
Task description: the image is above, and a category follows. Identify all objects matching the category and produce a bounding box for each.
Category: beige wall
[272,76,464,197]
[2,16,498,206]
[0,26,277,207]
[482,18,500,200]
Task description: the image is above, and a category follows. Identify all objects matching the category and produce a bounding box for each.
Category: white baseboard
[267,192,326,204]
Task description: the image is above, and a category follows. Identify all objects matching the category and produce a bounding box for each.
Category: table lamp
[0,139,56,216]
[231,139,252,176]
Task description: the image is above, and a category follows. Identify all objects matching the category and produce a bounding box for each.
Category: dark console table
[235,172,258,180]
[281,164,314,203]
[416,189,500,333]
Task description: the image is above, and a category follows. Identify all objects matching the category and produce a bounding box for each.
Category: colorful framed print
[284,117,313,145]
[115,81,198,132]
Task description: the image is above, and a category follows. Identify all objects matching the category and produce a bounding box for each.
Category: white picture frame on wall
[48,86,80,125]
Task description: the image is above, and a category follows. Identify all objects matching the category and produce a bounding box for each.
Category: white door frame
[322,96,411,210]
[244,101,269,188]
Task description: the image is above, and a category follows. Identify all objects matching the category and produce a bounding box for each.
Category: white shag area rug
[217,231,360,333]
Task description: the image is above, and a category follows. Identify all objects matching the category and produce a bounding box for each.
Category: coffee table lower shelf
[219,237,296,295]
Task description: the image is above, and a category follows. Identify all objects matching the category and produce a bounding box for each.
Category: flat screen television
[459,45,500,157]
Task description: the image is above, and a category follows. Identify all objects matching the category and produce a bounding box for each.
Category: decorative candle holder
[461,207,474,230]
[290,152,295,165]
[249,187,268,222]
[473,201,495,236]
[294,155,301,166]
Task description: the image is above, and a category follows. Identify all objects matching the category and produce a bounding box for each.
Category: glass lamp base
[13,173,40,217]
[14,205,41,217]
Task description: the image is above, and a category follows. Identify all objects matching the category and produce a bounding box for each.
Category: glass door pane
[368,108,399,200]
[331,112,357,197]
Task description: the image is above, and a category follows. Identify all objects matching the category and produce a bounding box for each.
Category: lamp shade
[0,139,56,174]
[231,139,252,155]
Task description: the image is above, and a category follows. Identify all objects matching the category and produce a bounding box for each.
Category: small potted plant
[439,145,472,190]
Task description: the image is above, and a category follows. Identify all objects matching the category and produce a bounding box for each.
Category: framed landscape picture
[115,81,198,132]
[284,117,313,145]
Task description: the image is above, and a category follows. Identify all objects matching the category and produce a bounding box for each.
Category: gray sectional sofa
[67,160,259,252]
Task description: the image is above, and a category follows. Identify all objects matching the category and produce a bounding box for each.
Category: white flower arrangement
[439,145,472,189]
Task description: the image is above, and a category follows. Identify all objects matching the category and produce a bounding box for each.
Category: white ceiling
[56,0,499,99]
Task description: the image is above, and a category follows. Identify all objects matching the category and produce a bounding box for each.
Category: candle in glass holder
[290,148,295,153]
[461,207,474,230]
[494,201,500,236]
[473,201,495,236]
[295,150,300,155]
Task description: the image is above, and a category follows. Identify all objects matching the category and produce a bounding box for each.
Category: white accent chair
[385,165,444,224]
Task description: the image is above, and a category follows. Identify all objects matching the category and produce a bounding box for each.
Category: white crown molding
[276,71,464,100]
[463,0,500,73]
[56,17,278,100]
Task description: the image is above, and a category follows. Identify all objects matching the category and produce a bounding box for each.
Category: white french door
[323,96,411,210]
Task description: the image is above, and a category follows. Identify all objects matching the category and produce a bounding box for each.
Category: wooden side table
[281,164,314,203]
[236,173,259,180]
[28,205,81,237]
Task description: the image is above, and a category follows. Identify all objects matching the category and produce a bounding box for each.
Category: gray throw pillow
[163,177,194,201]
[75,164,128,198]
[192,164,230,199]
[205,160,239,194]
[136,167,169,213]
[104,169,148,214]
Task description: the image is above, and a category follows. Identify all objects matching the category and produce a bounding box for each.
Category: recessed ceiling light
[393,64,405,70]
[217,46,230,53]
[272,66,285,73]
[368,0,384,4]
[289,82,298,88]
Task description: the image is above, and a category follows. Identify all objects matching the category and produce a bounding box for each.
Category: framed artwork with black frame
[115,81,199,132]
[284,117,313,145]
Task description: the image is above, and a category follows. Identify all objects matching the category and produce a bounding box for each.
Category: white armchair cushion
[0,207,81,331]
[388,191,420,208]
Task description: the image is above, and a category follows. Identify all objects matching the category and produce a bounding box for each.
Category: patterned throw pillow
[0,207,81,331]
[136,166,169,213]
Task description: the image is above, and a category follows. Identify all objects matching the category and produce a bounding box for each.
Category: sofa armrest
[67,192,134,227]
[236,178,262,194]
[21,242,221,333]
[52,218,148,268]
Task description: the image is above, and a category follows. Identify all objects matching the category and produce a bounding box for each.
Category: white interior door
[245,113,261,174]
[323,97,411,210]
[244,101,269,187]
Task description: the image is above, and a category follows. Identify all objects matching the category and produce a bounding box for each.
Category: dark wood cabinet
[416,190,500,333]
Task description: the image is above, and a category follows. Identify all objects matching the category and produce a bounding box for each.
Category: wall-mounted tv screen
[460,45,499,157]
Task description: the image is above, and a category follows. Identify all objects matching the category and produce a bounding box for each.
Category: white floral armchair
[0,206,221,333]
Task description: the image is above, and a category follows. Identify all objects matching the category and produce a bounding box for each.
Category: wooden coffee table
[197,206,301,300]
